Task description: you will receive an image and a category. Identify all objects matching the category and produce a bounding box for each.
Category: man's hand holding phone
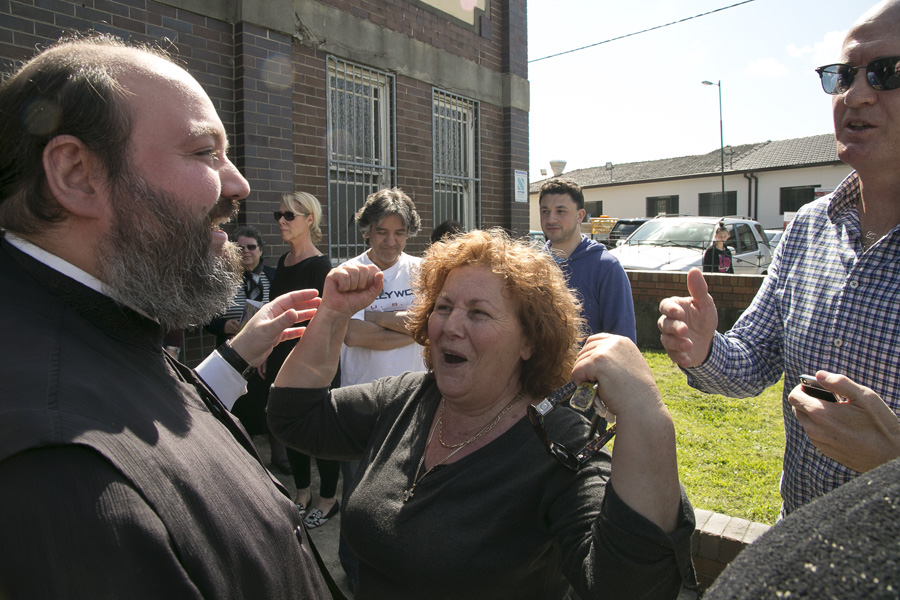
[790,371,900,473]
[799,374,840,403]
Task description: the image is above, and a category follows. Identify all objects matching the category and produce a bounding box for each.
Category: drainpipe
[751,173,759,221]
[743,173,754,217]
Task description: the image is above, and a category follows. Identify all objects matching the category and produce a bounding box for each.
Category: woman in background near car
[702,221,734,273]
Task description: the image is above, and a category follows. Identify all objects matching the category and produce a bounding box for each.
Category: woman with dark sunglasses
[203,225,277,446]
[205,225,273,348]
[269,229,696,599]
[266,191,342,528]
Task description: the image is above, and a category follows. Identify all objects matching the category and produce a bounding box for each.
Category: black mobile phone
[799,374,839,403]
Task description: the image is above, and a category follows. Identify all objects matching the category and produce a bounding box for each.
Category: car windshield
[611,222,644,238]
[624,221,715,250]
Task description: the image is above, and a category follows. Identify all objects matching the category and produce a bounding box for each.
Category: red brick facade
[626,270,766,349]
[0,0,529,261]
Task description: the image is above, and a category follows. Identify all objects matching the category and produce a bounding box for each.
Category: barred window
[780,185,818,214]
[646,195,679,216]
[327,57,396,262]
[698,191,737,217]
[585,201,603,219]
[433,89,480,231]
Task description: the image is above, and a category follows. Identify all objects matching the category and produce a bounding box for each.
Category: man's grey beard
[98,173,243,330]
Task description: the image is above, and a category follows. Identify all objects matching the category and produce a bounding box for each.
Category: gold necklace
[437,394,521,449]
[403,390,524,503]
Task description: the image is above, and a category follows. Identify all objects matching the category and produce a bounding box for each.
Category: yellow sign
[591,216,617,235]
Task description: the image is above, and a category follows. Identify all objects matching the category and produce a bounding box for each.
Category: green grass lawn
[642,350,785,525]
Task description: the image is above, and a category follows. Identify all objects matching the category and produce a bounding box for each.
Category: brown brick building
[0,0,530,262]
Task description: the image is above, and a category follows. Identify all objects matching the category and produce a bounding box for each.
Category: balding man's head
[829,0,900,174]
[0,34,247,328]
[851,0,900,32]
[0,34,179,233]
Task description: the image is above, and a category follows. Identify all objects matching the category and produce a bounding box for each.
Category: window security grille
[646,195,679,216]
[433,89,480,231]
[327,57,396,262]
[779,186,817,214]
[698,191,737,217]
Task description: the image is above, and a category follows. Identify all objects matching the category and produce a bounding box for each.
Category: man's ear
[42,135,108,219]
[577,208,586,224]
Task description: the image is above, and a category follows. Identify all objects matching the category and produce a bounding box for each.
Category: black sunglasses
[274,211,307,222]
[528,380,616,472]
[816,56,900,95]
[238,243,258,251]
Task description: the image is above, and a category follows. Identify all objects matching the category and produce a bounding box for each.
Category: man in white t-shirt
[338,187,425,592]
[340,188,425,384]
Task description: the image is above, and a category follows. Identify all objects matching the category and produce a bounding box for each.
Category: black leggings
[287,448,340,498]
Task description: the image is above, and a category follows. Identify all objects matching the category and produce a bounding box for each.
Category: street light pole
[702,80,725,200]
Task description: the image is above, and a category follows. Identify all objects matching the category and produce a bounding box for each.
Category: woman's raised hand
[319,264,384,318]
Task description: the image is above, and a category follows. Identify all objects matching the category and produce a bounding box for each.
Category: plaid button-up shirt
[686,171,900,514]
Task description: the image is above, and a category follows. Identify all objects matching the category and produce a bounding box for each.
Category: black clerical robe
[0,236,334,599]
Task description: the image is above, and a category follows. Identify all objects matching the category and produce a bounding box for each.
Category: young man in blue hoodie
[539,179,636,343]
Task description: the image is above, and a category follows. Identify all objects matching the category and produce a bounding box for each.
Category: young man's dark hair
[538,178,584,210]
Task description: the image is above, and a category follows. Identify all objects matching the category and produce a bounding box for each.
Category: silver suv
[608,216,773,274]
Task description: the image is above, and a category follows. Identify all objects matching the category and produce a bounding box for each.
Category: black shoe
[304,501,339,529]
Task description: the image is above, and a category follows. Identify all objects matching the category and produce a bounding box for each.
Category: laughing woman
[269,229,696,599]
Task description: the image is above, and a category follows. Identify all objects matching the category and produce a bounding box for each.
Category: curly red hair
[407,228,585,398]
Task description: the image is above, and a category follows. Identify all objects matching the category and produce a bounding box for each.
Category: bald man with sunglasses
[659,0,900,517]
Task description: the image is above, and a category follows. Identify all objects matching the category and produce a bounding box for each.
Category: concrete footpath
[254,435,698,599]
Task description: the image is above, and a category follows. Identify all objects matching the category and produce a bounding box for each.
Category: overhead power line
[528,0,757,63]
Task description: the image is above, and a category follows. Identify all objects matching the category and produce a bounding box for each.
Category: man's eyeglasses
[274,211,306,222]
[238,243,258,251]
[528,381,616,472]
[816,56,900,95]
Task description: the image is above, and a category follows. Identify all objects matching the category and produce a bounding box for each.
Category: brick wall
[395,76,437,256]
[234,23,295,255]
[498,0,529,234]
[0,0,529,356]
[627,270,766,349]
[1,0,528,256]
[0,2,237,120]
[693,509,771,590]
[502,0,527,78]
